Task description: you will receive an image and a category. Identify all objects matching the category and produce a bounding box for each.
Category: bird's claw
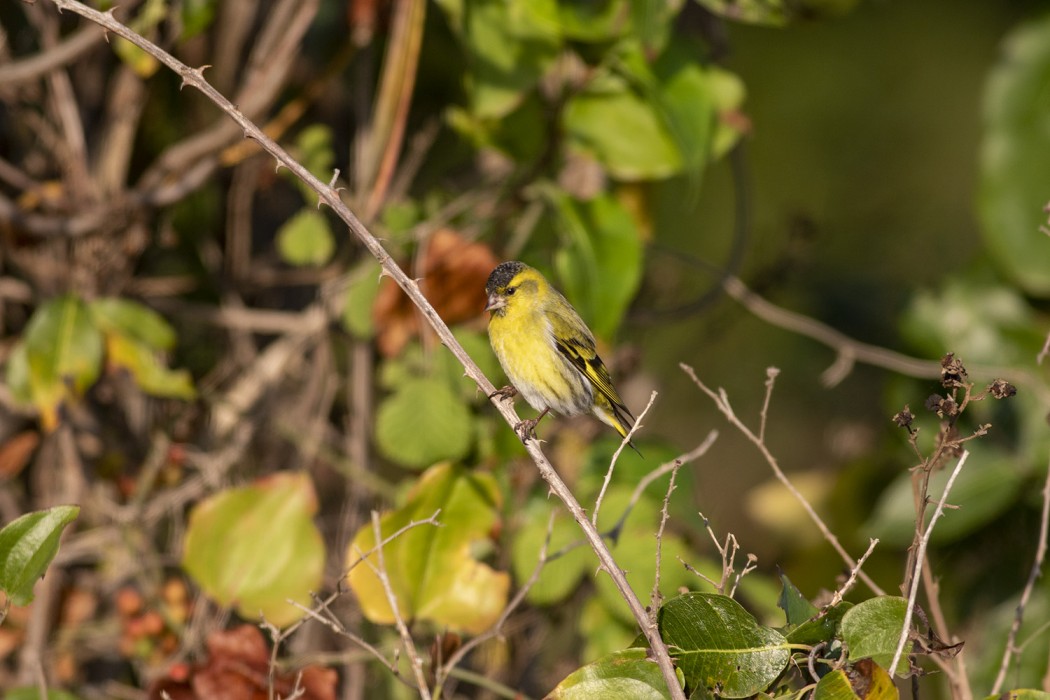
[513,418,539,443]
[489,385,518,402]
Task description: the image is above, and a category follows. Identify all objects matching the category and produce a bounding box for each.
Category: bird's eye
[506,287,516,295]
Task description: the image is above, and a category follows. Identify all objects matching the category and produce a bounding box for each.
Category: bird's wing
[554,335,635,422]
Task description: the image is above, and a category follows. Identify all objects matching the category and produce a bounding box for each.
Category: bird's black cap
[486,261,526,294]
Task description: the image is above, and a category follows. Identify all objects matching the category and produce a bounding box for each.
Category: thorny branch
[40,3,687,697]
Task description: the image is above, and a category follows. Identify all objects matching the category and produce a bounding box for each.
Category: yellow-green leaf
[182,472,325,627]
[23,295,104,430]
[346,463,508,634]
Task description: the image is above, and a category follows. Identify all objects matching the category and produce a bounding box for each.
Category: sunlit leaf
[375,377,473,468]
[841,597,910,675]
[657,592,791,698]
[0,505,80,606]
[548,648,682,699]
[276,208,335,267]
[182,472,325,627]
[814,660,898,700]
[978,14,1050,296]
[346,463,509,634]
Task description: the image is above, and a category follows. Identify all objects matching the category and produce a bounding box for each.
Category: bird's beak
[485,293,505,312]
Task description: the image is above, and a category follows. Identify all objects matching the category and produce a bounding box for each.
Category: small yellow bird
[484,261,638,451]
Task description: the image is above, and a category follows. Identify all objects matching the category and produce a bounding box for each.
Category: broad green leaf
[23,295,104,430]
[658,593,790,698]
[866,444,1023,546]
[456,0,561,119]
[840,597,910,675]
[557,0,632,42]
[346,463,509,634]
[778,573,818,625]
[978,14,1050,296]
[787,602,852,646]
[983,692,1050,700]
[375,377,473,469]
[4,342,32,405]
[580,595,640,661]
[708,66,748,159]
[564,71,682,180]
[181,472,325,627]
[564,40,716,181]
[691,0,787,26]
[0,505,80,606]
[89,298,177,350]
[277,209,335,267]
[548,648,682,699]
[550,191,644,340]
[510,500,592,606]
[814,661,898,700]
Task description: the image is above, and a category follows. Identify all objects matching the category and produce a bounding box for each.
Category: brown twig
[992,452,1050,693]
[650,462,681,623]
[890,450,970,676]
[592,390,658,526]
[682,363,885,597]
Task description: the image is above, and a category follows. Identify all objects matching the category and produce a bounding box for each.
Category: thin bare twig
[592,390,658,526]
[827,538,879,608]
[682,363,885,597]
[991,452,1050,693]
[890,450,970,676]
[365,511,431,699]
[650,463,681,622]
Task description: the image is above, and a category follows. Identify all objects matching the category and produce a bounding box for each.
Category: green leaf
[0,505,80,606]
[375,377,473,468]
[89,298,177,350]
[548,648,682,699]
[340,258,382,339]
[4,342,32,406]
[840,597,910,675]
[88,298,195,399]
[786,602,852,646]
[814,661,898,700]
[657,593,791,698]
[866,444,1023,546]
[346,463,509,634]
[511,500,592,606]
[23,295,104,430]
[455,0,562,119]
[550,191,644,340]
[691,0,787,26]
[978,15,1050,296]
[277,209,335,267]
[181,472,325,627]
[778,572,818,625]
[564,70,682,180]
[564,40,716,181]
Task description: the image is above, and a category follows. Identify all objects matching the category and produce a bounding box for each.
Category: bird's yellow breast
[488,309,592,417]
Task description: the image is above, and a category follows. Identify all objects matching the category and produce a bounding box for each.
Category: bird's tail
[593,394,642,457]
